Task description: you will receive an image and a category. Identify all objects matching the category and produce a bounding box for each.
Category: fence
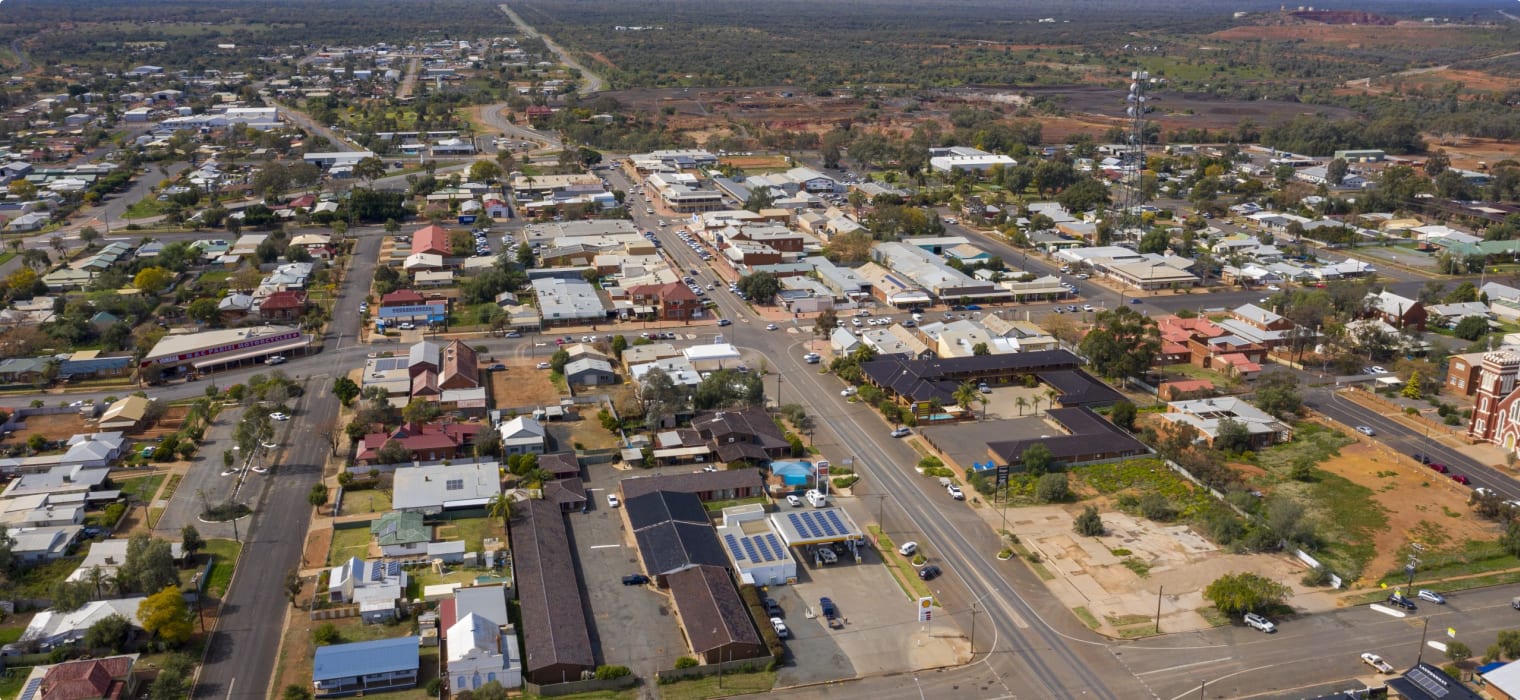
[310,605,359,621]
[523,675,638,697]
[655,656,777,684]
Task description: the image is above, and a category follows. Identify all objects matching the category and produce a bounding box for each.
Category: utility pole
[1405,543,1424,596]
[1155,586,1164,634]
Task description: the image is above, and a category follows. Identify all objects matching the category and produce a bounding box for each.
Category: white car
[766,323,779,331]
[890,427,911,438]
[770,617,790,639]
[1416,589,1446,604]
[536,362,551,370]
[785,494,803,507]
[265,355,287,365]
[1356,426,1375,436]
[947,485,965,500]
[1267,285,1281,291]
[803,353,821,364]
[841,387,857,397]
[897,541,919,557]
[270,412,290,421]
[1361,653,1394,674]
[1243,612,1276,633]
[606,494,620,508]
[397,322,416,330]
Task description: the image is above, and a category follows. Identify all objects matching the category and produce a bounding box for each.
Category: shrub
[1035,472,1069,503]
[313,623,340,645]
[594,665,631,680]
[1074,506,1105,536]
[423,678,442,697]
[674,656,699,669]
[1138,493,1177,522]
[1301,566,1332,587]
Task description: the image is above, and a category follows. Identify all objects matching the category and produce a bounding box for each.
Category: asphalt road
[190,232,380,700]
[498,2,606,94]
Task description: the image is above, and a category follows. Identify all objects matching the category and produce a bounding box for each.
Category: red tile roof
[260,290,308,310]
[41,657,133,700]
[356,421,485,461]
[381,289,425,307]
[1157,316,1224,343]
[413,224,452,256]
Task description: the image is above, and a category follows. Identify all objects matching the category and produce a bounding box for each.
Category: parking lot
[565,463,688,677]
[774,538,964,685]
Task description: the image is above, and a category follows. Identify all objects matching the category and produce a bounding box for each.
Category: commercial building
[139,325,310,373]
[531,277,609,326]
[986,407,1149,468]
[512,500,594,685]
[715,504,796,586]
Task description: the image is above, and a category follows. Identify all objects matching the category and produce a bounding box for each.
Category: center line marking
[1136,657,1233,676]
[589,544,621,549]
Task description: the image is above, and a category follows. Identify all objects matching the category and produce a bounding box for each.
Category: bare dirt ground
[1422,136,1520,171]
[720,154,791,170]
[1,412,89,443]
[1313,441,1500,585]
[303,528,332,572]
[489,359,567,410]
[1208,21,1479,49]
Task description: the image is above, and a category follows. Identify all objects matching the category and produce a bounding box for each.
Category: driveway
[569,464,688,677]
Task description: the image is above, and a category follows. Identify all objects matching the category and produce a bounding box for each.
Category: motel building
[138,325,313,376]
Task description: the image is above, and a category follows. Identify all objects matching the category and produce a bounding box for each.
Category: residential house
[16,655,138,700]
[498,416,545,456]
[0,357,53,385]
[312,636,420,697]
[446,613,523,693]
[354,421,487,464]
[5,598,145,654]
[563,358,616,386]
[390,461,502,515]
[326,557,407,623]
[259,290,308,322]
[691,409,790,465]
[412,224,453,257]
[1364,291,1427,332]
[370,511,429,557]
[66,538,183,583]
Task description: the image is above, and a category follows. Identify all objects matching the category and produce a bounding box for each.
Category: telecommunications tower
[1120,70,1150,234]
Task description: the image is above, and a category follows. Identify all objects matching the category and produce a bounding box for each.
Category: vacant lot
[490,361,566,409]
[720,154,791,170]
[433,516,503,553]
[547,416,621,452]
[2,412,89,443]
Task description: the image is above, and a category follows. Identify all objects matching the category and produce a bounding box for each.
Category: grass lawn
[657,669,775,700]
[0,624,24,646]
[0,252,15,267]
[161,473,182,502]
[14,558,79,599]
[867,525,936,603]
[0,668,30,700]
[328,526,373,567]
[117,473,166,503]
[203,539,242,597]
[434,516,503,553]
[123,198,166,220]
[338,489,392,516]
[704,495,770,513]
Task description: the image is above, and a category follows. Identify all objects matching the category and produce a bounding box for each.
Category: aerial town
[1,1,1520,699]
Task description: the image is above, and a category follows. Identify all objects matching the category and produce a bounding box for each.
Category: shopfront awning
[193,336,311,369]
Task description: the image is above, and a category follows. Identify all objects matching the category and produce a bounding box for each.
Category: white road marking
[1368,604,1407,618]
[589,544,621,549]
[1136,657,1233,676]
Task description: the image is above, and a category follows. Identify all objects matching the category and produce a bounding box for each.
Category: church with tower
[1468,351,1520,451]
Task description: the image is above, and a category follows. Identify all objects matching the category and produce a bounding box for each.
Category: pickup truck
[819,597,840,628]
[1361,653,1394,674]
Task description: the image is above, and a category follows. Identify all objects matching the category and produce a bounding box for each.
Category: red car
[1451,474,1470,485]
[1429,463,1449,474]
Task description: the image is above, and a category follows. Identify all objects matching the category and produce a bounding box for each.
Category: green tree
[469,160,503,183]
[743,188,774,213]
[971,342,990,356]
[1401,371,1424,399]
[1326,158,1349,187]
[1078,307,1161,380]
[1110,400,1137,432]
[313,622,341,645]
[814,309,839,336]
[138,586,194,645]
[1021,443,1055,476]
[736,272,781,304]
[1447,640,1472,664]
[1073,506,1105,536]
[148,656,193,700]
[1212,418,1252,455]
[308,482,329,507]
[610,334,628,357]
[402,397,440,425]
[187,297,221,326]
[285,569,303,608]
[549,348,571,374]
[332,376,360,406]
[1203,572,1290,616]
[179,525,204,562]
[84,613,133,652]
[953,382,979,412]
[1252,371,1303,418]
[1035,472,1070,503]
[1454,315,1489,341]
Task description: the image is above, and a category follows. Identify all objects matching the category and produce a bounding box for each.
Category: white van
[805,489,829,507]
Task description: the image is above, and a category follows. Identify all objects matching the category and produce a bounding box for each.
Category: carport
[770,507,865,566]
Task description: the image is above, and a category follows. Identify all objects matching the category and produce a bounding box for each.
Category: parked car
[803,353,821,364]
[1451,474,1470,485]
[398,322,416,330]
[1243,612,1276,633]
[1428,463,1449,474]
[1412,453,1431,464]
[621,574,649,586]
[947,484,965,500]
[890,427,911,438]
[785,494,803,507]
[606,494,620,508]
[770,617,790,639]
[898,541,918,557]
[487,363,506,371]
[265,355,288,366]
[763,597,783,617]
[536,362,551,370]
[918,565,942,581]
[1361,652,1394,674]
[841,387,857,397]
[1416,589,1446,604]
[1385,592,1417,610]
[269,412,290,421]
[819,597,837,621]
